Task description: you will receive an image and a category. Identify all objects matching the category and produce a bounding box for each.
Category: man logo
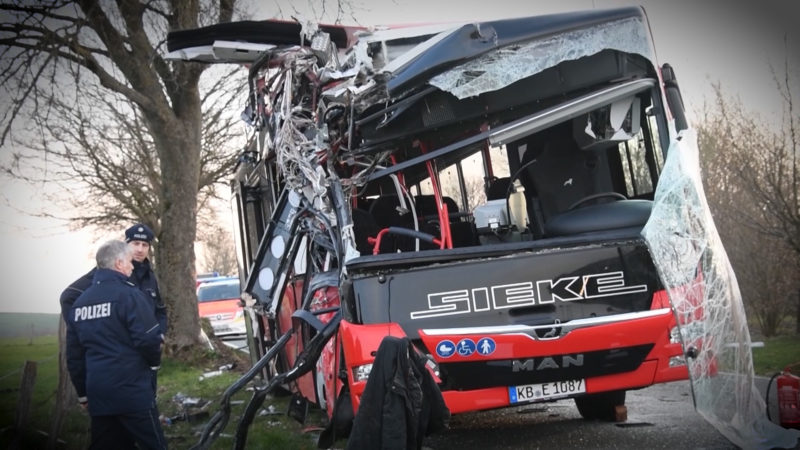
[511,354,584,372]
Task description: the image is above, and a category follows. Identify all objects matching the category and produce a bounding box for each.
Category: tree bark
[144,99,204,351]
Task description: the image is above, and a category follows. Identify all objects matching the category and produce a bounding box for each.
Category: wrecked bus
[167,6,696,446]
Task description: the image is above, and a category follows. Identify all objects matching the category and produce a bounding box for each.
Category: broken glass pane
[430,17,653,99]
[642,129,800,449]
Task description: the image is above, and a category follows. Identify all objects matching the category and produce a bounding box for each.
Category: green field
[0,334,64,447]
[0,334,328,449]
[0,313,60,338]
[751,335,800,375]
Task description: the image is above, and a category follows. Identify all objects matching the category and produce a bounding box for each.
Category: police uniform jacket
[59,268,95,322]
[129,258,168,335]
[66,268,162,416]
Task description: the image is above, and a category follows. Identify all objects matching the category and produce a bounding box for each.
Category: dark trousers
[90,407,167,450]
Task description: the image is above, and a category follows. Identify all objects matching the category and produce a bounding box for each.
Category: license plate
[508,379,585,403]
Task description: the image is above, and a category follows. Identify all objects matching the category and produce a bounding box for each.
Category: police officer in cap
[125,223,168,337]
[66,240,167,449]
[60,223,168,336]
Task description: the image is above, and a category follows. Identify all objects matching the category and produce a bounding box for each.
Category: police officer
[66,240,167,449]
[60,268,95,322]
[60,223,168,334]
[125,223,168,337]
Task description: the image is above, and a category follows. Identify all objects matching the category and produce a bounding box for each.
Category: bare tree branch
[698,54,800,335]
[0,0,357,353]
[0,0,249,352]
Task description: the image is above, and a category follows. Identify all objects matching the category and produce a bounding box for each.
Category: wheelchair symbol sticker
[456,338,476,356]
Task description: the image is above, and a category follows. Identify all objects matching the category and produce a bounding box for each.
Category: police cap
[125,223,154,243]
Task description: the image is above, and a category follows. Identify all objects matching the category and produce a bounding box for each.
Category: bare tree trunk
[0,1,250,355]
[149,111,204,352]
[48,318,76,449]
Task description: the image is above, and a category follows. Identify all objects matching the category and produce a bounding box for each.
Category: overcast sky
[0,0,797,314]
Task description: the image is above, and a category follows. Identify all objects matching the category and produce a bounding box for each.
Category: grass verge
[6,332,796,447]
[0,335,326,449]
[751,334,800,376]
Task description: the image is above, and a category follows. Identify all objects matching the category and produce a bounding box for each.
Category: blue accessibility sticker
[456,338,476,357]
[436,340,456,358]
[476,337,496,356]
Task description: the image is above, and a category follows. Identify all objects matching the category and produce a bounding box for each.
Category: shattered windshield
[642,129,800,449]
[429,17,653,99]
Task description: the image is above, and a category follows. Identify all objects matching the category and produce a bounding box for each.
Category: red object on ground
[778,367,800,429]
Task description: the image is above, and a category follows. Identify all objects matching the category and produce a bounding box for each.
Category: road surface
[222,339,798,449]
[421,377,797,449]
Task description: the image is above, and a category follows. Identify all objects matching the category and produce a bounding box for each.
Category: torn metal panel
[429,16,653,99]
[165,20,360,58]
[366,23,464,74]
[642,129,800,449]
[164,41,275,63]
